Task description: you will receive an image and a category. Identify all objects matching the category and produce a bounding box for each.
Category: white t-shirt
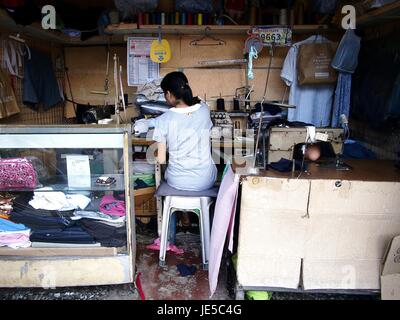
[152,101,217,191]
[281,35,335,127]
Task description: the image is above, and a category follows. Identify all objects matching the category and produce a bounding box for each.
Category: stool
[156,182,219,269]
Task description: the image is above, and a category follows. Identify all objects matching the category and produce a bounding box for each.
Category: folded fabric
[0,219,31,248]
[79,219,127,247]
[10,210,75,231]
[0,233,31,249]
[176,263,197,276]
[343,140,377,159]
[146,237,184,255]
[30,226,96,244]
[269,158,307,173]
[0,217,30,232]
[134,179,149,189]
[72,210,126,224]
[84,197,102,211]
[29,188,91,211]
[99,195,125,217]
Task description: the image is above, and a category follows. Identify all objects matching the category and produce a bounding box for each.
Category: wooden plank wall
[64,46,135,118]
[64,33,329,117]
[64,34,290,117]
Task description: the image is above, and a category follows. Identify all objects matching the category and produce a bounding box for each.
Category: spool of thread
[279,9,288,25]
[203,13,208,25]
[161,12,166,25]
[137,12,144,26]
[249,6,257,25]
[187,13,193,25]
[216,97,225,111]
[193,13,198,25]
[181,12,187,25]
[144,13,149,25]
[289,9,295,25]
[155,12,161,25]
[166,12,172,24]
[109,11,120,25]
[175,12,180,25]
[197,13,203,25]
[233,98,240,111]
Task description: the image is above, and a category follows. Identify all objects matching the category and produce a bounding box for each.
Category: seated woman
[140,71,217,250]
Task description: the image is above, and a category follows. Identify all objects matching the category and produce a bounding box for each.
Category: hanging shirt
[23,49,63,110]
[152,101,217,191]
[281,35,335,127]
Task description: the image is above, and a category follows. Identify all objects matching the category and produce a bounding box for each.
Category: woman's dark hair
[160,71,200,106]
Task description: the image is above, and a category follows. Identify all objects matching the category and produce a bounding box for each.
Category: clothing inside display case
[0,125,135,287]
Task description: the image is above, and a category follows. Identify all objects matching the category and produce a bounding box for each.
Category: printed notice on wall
[66,155,91,188]
[127,37,159,86]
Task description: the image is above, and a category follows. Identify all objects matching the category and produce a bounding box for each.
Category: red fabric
[225,0,245,11]
[0,0,25,8]
[135,272,145,300]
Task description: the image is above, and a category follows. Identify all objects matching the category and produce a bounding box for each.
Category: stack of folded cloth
[0,217,31,249]
[10,192,96,245]
[72,195,127,247]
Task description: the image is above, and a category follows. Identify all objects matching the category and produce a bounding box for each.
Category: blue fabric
[332,72,352,128]
[0,218,29,232]
[156,181,219,197]
[23,49,63,110]
[176,263,197,276]
[269,158,307,173]
[342,140,377,159]
[331,29,361,74]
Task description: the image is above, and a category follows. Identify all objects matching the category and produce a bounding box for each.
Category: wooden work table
[242,159,400,182]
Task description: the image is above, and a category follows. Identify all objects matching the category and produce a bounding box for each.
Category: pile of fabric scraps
[0,193,16,220]
[0,218,31,249]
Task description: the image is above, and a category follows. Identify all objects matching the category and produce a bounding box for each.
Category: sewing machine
[267,127,345,164]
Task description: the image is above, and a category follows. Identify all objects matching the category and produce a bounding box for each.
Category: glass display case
[0,125,135,288]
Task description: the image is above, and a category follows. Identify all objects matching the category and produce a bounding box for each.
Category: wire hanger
[190,27,226,46]
[8,33,25,43]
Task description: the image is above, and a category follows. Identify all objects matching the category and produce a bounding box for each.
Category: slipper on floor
[146,237,184,255]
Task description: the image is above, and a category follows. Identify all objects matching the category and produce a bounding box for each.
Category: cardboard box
[381,235,400,300]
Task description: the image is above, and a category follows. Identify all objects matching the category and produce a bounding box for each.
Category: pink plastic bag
[0,158,38,189]
[99,195,125,217]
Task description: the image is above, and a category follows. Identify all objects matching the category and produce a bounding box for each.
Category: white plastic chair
[159,195,214,270]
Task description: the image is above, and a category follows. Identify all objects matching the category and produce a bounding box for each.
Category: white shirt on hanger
[281,35,335,127]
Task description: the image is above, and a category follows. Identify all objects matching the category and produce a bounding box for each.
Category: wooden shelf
[106,23,332,36]
[357,1,400,27]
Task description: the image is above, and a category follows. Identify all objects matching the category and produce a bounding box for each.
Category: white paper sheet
[127,37,159,86]
[66,155,91,188]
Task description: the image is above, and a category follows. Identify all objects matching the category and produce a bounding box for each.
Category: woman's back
[153,101,217,191]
